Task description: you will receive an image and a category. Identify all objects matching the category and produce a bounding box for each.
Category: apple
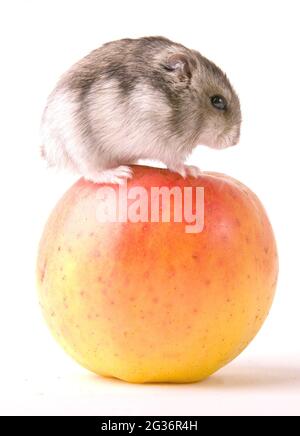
[37,166,278,383]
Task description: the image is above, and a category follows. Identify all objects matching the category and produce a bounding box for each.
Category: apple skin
[37,166,278,383]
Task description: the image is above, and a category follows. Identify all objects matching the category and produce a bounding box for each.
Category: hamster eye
[210,95,227,111]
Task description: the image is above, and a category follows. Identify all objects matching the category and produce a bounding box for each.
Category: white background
[0,0,300,416]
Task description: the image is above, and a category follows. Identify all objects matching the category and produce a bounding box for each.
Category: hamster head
[192,53,242,149]
[154,41,242,150]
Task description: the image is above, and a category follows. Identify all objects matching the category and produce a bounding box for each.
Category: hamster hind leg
[80,164,133,185]
[66,141,134,184]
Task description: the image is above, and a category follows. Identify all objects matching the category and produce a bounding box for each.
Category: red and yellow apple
[37,166,278,383]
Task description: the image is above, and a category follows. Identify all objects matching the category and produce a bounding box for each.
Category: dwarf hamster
[41,36,241,184]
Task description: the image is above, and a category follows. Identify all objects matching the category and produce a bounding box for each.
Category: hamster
[40,36,241,184]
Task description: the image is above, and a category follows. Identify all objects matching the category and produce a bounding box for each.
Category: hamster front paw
[168,164,202,179]
[83,165,133,185]
[184,165,203,178]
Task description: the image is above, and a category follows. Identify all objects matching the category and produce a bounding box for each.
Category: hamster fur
[41,36,241,184]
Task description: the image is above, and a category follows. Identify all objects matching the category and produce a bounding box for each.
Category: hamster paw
[184,165,202,178]
[84,166,133,185]
[169,164,202,179]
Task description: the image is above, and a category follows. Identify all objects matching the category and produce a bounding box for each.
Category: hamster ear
[164,53,192,79]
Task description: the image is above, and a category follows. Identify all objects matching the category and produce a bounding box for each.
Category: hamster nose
[228,131,240,147]
[231,126,241,146]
